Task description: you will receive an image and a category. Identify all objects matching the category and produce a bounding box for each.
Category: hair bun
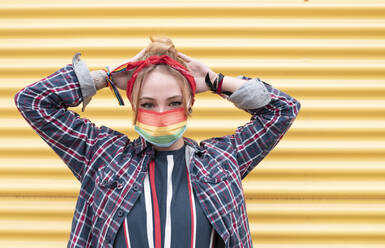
[145,36,182,64]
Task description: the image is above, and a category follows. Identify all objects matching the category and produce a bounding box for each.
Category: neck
[152,136,185,151]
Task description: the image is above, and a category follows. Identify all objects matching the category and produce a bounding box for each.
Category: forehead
[140,67,183,99]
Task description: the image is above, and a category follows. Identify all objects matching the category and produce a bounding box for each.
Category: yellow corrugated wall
[2,0,385,247]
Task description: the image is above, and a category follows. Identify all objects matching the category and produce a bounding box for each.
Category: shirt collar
[133,136,149,154]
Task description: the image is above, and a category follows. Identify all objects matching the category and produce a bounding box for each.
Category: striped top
[113,145,216,248]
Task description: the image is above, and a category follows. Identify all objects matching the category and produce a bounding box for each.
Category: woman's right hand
[107,48,147,90]
[177,51,216,94]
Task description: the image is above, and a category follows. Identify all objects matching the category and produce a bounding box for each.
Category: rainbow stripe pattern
[134,107,187,147]
[103,66,125,106]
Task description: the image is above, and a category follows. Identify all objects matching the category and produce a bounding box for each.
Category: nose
[156,103,167,113]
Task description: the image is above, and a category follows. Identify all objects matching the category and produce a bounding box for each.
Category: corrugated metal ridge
[1,18,385,38]
[0,38,385,59]
[0,4,385,19]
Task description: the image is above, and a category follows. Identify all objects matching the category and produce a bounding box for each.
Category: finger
[131,47,146,61]
[134,47,146,59]
[109,60,130,71]
[177,52,192,62]
[109,48,146,71]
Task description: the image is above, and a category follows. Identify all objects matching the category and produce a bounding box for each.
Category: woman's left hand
[177,52,217,94]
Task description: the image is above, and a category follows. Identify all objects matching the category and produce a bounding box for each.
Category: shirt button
[109,181,117,189]
[133,185,140,191]
[117,183,123,190]
[195,150,204,156]
[117,209,124,217]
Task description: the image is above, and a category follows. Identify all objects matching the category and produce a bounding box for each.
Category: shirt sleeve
[14,54,105,183]
[203,76,301,180]
[72,52,97,112]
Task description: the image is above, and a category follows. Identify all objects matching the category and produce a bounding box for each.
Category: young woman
[14,37,301,248]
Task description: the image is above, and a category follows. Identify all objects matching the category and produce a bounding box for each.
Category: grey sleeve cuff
[228,76,272,110]
[72,53,97,112]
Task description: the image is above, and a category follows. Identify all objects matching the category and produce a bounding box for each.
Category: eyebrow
[139,95,182,101]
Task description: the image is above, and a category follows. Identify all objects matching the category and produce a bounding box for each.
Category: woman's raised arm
[14,54,124,183]
[177,51,300,179]
[222,75,301,179]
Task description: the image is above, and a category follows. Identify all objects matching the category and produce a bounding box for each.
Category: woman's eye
[140,103,154,108]
[170,101,182,107]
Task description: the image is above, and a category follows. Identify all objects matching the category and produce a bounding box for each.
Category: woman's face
[138,68,185,112]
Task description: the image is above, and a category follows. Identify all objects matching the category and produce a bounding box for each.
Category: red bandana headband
[108,55,196,106]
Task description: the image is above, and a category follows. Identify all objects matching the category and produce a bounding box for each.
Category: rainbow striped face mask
[134,107,187,147]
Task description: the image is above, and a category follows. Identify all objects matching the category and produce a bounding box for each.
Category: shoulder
[199,135,237,164]
[84,125,136,172]
[189,136,240,178]
[96,125,131,148]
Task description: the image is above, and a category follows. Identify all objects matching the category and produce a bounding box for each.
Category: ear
[187,97,193,114]
[188,97,195,109]
[186,97,192,109]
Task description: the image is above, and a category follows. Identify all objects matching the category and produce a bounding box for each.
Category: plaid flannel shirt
[14,56,300,248]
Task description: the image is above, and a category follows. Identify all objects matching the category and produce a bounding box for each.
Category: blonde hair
[130,36,193,125]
